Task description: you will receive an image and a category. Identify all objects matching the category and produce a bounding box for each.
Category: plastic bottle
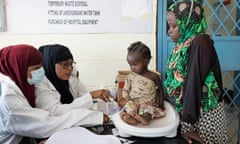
[110,80,118,100]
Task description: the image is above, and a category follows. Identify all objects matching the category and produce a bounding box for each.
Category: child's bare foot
[154,109,166,118]
[120,111,127,118]
[121,112,137,125]
[133,114,149,125]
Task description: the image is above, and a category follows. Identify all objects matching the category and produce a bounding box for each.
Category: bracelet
[180,121,195,134]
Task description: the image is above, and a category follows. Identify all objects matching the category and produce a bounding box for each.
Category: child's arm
[118,97,127,108]
[155,74,165,109]
[119,74,131,108]
[144,71,165,109]
[154,74,165,109]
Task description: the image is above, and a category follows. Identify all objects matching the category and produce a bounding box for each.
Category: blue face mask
[27,67,45,85]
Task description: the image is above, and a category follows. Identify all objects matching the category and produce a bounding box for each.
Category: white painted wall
[0,0,157,90]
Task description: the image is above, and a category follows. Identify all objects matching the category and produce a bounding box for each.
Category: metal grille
[204,0,240,36]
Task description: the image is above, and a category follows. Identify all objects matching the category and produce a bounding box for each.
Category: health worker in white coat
[0,44,108,144]
[35,44,111,117]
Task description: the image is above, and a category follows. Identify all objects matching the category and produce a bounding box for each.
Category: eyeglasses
[58,61,76,69]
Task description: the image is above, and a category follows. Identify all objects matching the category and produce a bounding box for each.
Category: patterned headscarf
[164,0,219,112]
[0,44,42,107]
[169,0,207,44]
[39,44,74,104]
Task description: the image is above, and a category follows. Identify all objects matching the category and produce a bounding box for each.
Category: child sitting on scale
[118,41,165,126]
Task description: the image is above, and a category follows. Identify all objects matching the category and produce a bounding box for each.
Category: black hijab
[39,44,74,104]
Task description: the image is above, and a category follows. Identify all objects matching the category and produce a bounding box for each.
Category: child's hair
[127,41,151,60]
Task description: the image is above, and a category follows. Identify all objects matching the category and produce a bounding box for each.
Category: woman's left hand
[182,131,203,144]
[90,89,112,102]
[38,139,47,144]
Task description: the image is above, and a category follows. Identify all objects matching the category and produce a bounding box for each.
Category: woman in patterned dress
[165,0,228,143]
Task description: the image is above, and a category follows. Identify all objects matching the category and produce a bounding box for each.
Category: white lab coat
[0,73,103,144]
[45,127,121,144]
[35,74,95,116]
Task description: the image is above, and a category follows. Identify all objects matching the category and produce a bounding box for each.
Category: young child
[118,41,165,125]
